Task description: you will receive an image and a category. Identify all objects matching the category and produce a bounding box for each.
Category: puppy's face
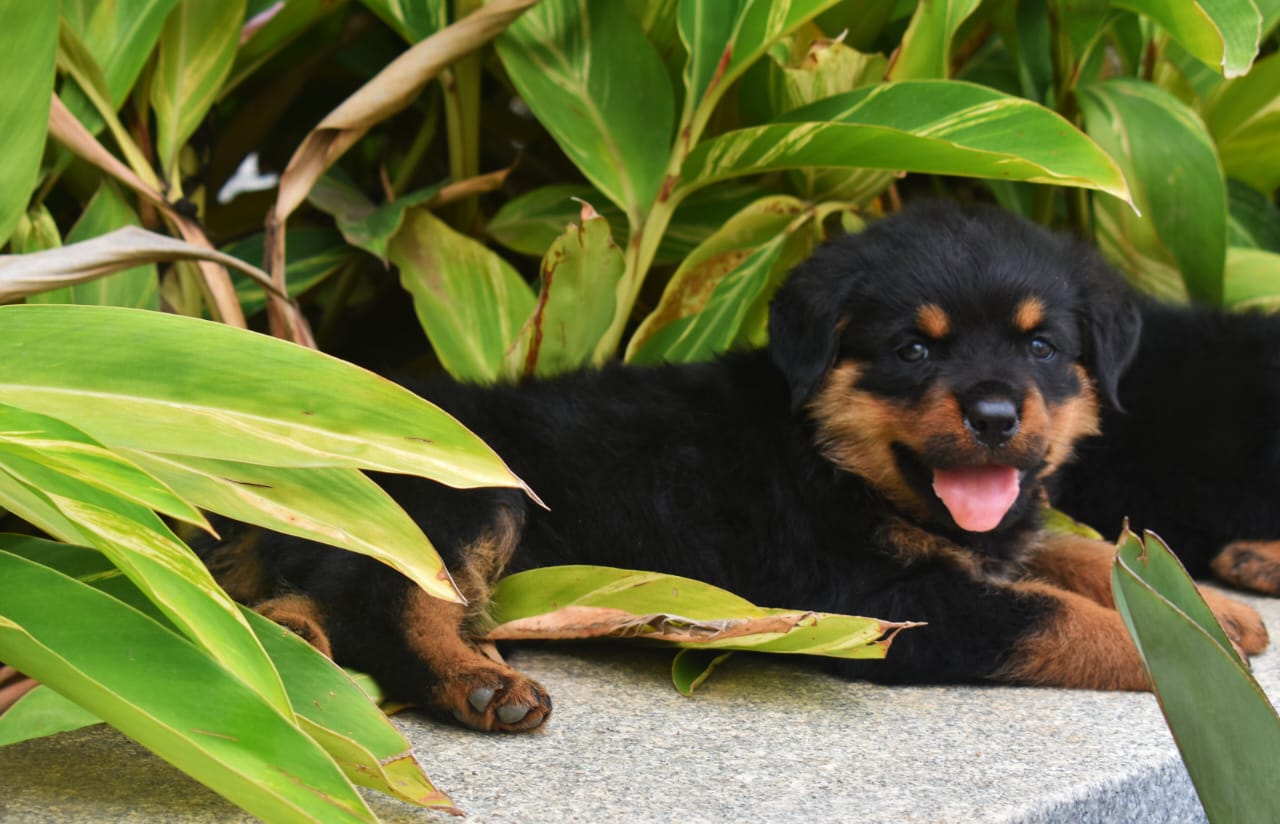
[810,287,1097,533]
[769,202,1141,536]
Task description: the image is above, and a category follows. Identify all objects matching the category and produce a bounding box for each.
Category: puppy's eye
[1029,337,1056,360]
[897,341,930,363]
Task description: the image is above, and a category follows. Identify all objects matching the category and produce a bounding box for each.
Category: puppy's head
[769,201,1141,535]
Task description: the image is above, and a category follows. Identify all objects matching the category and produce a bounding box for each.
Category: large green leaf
[497,0,674,223]
[1114,0,1261,77]
[1078,78,1227,305]
[26,182,158,309]
[487,566,914,663]
[1205,51,1280,195]
[0,537,455,811]
[242,608,456,811]
[0,440,289,715]
[506,210,625,377]
[151,0,247,182]
[627,196,815,365]
[389,208,535,383]
[0,2,56,249]
[678,80,1132,203]
[887,0,982,80]
[123,451,457,604]
[0,547,376,823]
[0,304,520,494]
[1112,530,1280,824]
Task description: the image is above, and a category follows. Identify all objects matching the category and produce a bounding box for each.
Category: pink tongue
[931,466,1021,532]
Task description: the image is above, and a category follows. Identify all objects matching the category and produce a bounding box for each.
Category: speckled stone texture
[2,590,1275,823]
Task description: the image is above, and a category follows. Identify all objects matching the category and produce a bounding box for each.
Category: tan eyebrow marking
[916,303,951,339]
[1013,298,1045,333]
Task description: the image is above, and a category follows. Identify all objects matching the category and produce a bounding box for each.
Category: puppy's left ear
[768,252,852,411]
[1078,253,1143,410]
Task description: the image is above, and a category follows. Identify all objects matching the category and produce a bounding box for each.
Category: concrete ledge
[3,590,1276,822]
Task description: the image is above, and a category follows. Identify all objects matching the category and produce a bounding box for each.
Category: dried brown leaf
[0,226,285,303]
[484,604,820,643]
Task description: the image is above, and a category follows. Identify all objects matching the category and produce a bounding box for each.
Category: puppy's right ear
[768,254,852,411]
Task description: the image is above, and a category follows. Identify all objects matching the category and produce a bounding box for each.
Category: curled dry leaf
[46,95,250,329]
[0,226,286,303]
[485,604,823,643]
[267,0,538,315]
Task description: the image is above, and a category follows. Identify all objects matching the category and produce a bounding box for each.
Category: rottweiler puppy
[199,201,1268,732]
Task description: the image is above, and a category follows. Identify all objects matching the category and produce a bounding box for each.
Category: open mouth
[931,465,1025,533]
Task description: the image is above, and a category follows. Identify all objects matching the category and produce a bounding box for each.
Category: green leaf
[389,207,535,383]
[506,210,625,377]
[223,227,350,316]
[1205,51,1280,195]
[242,608,457,811]
[10,205,63,255]
[1227,178,1280,252]
[497,0,675,223]
[0,2,56,249]
[151,0,247,182]
[0,403,203,527]
[309,174,445,263]
[487,184,611,258]
[679,81,1132,203]
[671,649,734,697]
[887,0,983,80]
[0,304,521,495]
[1078,78,1227,305]
[677,0,844,127]
[0,547,376,822]
[27,182,159,309]
[359,0,446,42]
[0,685,103,747]
[1223,246,1280,311]
[487,565,913,661]
[0,452,289,715]
[227,0,350,93]
[1112,529,1280,824]
[627,196,814,365]
[123,451,456,606]
[1114,0,1260,78]
[59,0,182,132]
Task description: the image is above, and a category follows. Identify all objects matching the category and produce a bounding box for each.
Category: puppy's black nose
[964,397,1020,448]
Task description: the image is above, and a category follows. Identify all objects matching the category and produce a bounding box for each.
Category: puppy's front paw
[432,664,552,733]
[1199,588,1269,658]
[1211,541,1280,596]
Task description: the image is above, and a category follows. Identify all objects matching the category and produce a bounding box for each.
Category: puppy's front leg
[1029,532,1268,658]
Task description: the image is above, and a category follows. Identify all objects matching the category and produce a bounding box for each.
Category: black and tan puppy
[199,201,1267,732]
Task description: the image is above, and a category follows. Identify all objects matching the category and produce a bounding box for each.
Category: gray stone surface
[2,591,1276,823]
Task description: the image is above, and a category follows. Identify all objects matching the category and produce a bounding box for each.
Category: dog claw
[468,686,496,713]
[497,703,530,725]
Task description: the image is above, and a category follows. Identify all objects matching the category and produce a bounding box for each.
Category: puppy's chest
[874,517,1034,583]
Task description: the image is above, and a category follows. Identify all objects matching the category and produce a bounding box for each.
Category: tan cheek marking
[916,303,951,339]
[1013,298,1045,333]
[1038,365,1101,477]
[809,360,926,516]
